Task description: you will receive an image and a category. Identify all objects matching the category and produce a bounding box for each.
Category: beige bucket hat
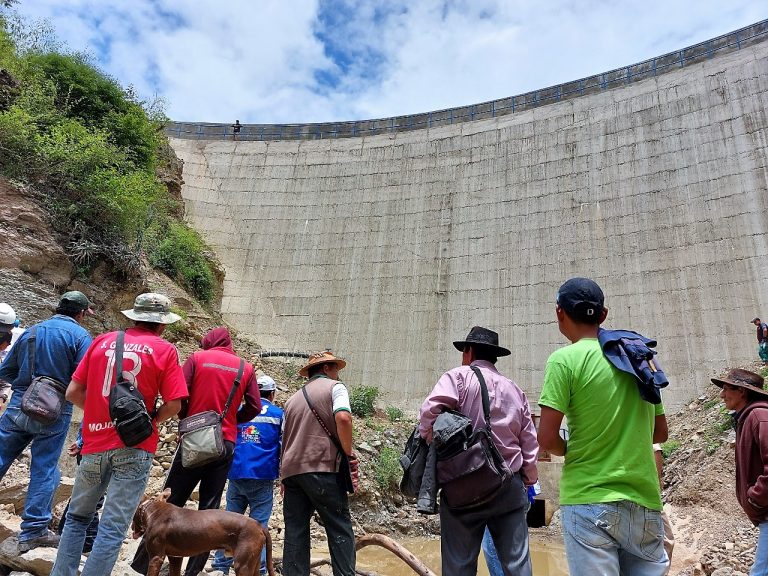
[121,293,181,325]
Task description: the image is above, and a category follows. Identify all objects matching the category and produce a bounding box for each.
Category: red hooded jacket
[736,400,768,525]
[181,327,260,443]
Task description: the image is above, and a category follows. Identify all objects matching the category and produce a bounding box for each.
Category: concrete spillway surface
[170,21,768,411]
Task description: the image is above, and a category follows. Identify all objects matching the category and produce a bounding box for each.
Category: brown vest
[281,377,341,480]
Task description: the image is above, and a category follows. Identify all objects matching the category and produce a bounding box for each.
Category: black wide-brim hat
[712,368,768,398]
[453,326,511,357]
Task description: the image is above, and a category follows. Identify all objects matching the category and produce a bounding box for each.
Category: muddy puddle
[313,537,568,575]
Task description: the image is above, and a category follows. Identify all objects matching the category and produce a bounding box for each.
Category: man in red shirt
[51,293,188,576]
[131,326,260,576]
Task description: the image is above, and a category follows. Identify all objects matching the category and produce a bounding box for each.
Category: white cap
[0,303,16,326]
[257,375,276,392]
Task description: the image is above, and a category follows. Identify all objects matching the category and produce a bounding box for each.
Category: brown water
[352,537,569,575]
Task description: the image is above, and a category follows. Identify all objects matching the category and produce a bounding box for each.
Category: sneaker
[18,529,60,553]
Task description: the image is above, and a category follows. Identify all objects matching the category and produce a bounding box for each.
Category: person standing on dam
[537,277,669,575]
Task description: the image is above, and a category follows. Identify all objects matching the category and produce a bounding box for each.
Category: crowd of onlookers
[1,279,768,576]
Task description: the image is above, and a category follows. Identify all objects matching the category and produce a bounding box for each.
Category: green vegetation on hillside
[0,13,218,303]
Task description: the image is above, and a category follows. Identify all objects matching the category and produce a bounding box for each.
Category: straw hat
[299,351,347,378]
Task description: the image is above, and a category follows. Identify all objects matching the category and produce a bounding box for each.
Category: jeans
[482,526,504,576]
[132,444,234,576]
[562,501,669,576]
[0,397,72,541]
[213,478,275,574]
[282,472,355,576]
[753,521,768,575]
[50,447,153,576]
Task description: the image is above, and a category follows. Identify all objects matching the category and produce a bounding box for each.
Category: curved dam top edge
[165,19,768,142]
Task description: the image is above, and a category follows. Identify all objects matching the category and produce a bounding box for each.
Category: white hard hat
[257,375,276,392]
[0,303,16,326]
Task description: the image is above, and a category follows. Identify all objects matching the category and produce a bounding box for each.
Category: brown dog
[131,488,275,576]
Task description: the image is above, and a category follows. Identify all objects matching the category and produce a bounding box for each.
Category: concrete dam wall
[169,21,768,412]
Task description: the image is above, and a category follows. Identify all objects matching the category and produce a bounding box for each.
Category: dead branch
[355,533,437,576]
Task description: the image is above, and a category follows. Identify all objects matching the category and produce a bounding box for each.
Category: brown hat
[299,351,347,378]
[711,368,768,398]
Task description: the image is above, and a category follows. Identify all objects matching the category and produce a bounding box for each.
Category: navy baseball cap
[556,278,605,323]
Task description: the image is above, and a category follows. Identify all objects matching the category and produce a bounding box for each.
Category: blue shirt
[229,399,283,481]
[0,315,92,391]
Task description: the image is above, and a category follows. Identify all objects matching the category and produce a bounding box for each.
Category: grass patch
[350,385,378,417]
[374,446,401,491]
[661,440,680,459]
[385,406,403,422]
[703,398,720,410]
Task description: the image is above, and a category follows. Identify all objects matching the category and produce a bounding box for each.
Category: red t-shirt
[182,347,260,442]
[73,327,188,455]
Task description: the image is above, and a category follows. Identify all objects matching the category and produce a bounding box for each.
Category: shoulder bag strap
[302,384,345,455]
[470,365,492,430]
[27,325,37,378]
[113,330,160,417]
[219,359,245,422]
[470,365,510,472]
[114,331,125,386]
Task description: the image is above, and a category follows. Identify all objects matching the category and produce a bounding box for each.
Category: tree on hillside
[1,1,18,9]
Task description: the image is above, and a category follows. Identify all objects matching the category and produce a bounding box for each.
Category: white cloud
[8,0,766,123]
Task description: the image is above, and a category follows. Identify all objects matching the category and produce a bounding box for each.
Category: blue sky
[5,1,765,124]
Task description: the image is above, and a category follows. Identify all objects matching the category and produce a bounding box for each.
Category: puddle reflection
[353,537,569,575]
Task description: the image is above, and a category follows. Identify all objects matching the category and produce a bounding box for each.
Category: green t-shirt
[539,338,664,510]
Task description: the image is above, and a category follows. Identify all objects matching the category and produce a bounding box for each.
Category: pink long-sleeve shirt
[418,360,539,485]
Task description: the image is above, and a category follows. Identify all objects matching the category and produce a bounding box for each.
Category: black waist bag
[20,326,68,426]
[109,331,154,447]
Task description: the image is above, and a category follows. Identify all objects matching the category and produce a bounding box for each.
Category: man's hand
[67,441,81,457]
[348,453,360,492]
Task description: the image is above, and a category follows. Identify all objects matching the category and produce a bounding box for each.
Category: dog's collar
[137,498,157,533]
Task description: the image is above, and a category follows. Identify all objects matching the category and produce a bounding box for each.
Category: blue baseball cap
[556,278,605,323]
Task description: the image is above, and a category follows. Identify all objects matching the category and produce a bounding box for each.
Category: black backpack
[109,331,154,447]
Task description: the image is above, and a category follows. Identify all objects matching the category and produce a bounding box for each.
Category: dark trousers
[282,472,355,576]
[57,453,104,553]
[57,494,103,553]
[439,474,532,576]
[131,444,234,576]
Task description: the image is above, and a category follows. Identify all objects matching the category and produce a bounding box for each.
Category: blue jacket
[0,315,91,392]
[598,328,669,404]
[229,399,283,481]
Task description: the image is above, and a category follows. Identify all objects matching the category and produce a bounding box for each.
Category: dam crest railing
[165,19,768,142]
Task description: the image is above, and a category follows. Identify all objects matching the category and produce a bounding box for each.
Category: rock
[53,477,75,509]
[357,442,375,455]
[711,568,734,576]
[0,179,73,286]
[0,536,84,576]
[0,510,20,542]
[725,541,735,550]
[150,466,165,477]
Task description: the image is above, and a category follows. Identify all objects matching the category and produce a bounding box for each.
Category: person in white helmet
[0,302,23,365]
